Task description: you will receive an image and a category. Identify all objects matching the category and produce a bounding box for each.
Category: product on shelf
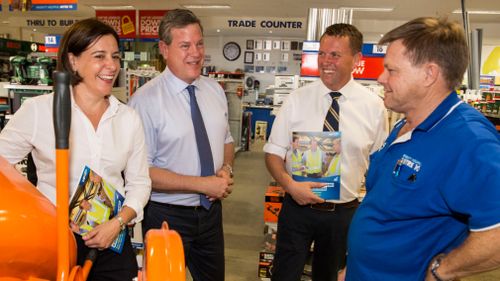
[264,184,284,223]
[258,251,274,280]
[259,183,313,280]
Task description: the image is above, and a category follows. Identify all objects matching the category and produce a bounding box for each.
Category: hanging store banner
[96,10,137,39]
[45,34,62,53]
[361,43,387,57]
[300,51,320,77]
[481,46,500,76]
[139,10,167,39]
[9,0,77,11]
[352,56,384,80]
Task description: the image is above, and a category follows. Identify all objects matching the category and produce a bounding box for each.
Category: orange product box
[264,185,285,223]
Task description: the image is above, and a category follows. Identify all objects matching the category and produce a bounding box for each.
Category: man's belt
[310,199,359,211]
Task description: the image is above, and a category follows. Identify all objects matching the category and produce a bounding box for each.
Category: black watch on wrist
[430,254,447,281]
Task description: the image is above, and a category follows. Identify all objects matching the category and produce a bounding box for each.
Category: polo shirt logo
[393,154,421,183]
[399,154,421,172]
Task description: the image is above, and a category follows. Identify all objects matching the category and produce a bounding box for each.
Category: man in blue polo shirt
[346,17,500,281]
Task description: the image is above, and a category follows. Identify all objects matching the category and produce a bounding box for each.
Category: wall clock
[223,42,241,61]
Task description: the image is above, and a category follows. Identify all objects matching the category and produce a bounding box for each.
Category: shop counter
[243,105,278,140]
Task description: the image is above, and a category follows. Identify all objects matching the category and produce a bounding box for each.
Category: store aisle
[223,142,271,281]
[185,141,271,281]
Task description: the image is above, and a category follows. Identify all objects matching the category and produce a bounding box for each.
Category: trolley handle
[53,71,71,149]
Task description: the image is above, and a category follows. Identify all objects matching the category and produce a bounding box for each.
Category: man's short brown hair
[158,9,203,45]
[379,17,469,90]
[320,23,363,55]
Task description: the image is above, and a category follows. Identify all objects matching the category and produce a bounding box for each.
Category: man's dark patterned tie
[323,92,342,131]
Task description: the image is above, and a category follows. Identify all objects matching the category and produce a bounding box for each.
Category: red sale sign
[300,53,384,80]
[300,52,320,77]
[139,10,167,39]
[352,56,384,80]
[96,10,136,39]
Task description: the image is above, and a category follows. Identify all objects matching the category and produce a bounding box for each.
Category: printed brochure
[290,131,341,200]
[69,166,126,253]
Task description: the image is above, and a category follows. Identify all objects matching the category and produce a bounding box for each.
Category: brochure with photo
[69,166,126,253]
[290,131,341,200]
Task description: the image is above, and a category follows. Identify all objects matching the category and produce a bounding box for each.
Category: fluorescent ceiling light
[91,5,135,10]
[452,9,500,15]
[340,7,394,12]
[183,4,231,9]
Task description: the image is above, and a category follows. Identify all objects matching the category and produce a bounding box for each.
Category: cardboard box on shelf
[263,228,277,252]
[263,222,277,234]
[255,121,268,141]
[264,185,285,223]
[258,251,274,279]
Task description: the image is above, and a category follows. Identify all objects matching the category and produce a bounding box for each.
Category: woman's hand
[82,218,121,250]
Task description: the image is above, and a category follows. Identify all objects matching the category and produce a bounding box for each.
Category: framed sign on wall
[246,40,254,50]
[244,51,254,64]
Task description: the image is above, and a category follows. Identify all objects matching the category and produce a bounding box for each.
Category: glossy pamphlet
[291,131,341,200]
[69,166,125,253]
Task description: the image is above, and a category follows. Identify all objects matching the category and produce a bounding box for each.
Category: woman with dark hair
[0,18,151,280]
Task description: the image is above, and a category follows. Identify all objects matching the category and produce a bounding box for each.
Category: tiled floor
[212,141,500,280]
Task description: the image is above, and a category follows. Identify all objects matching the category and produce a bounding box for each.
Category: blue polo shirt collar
[415,91,461,132]
[387,91,461,147]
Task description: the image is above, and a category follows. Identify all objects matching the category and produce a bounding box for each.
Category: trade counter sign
[96,10,137,40]
[9,0,77,11]
[139,10,167,40]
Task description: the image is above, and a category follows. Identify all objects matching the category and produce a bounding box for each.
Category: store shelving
[3,84,52,113]
[214,74,245,152]
[463,89,500,131]
[124,68,160,102]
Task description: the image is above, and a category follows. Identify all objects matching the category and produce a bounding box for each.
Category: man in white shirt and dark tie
[264,23,388,281]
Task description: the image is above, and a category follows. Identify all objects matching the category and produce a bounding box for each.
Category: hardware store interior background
[0,0,499,280]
